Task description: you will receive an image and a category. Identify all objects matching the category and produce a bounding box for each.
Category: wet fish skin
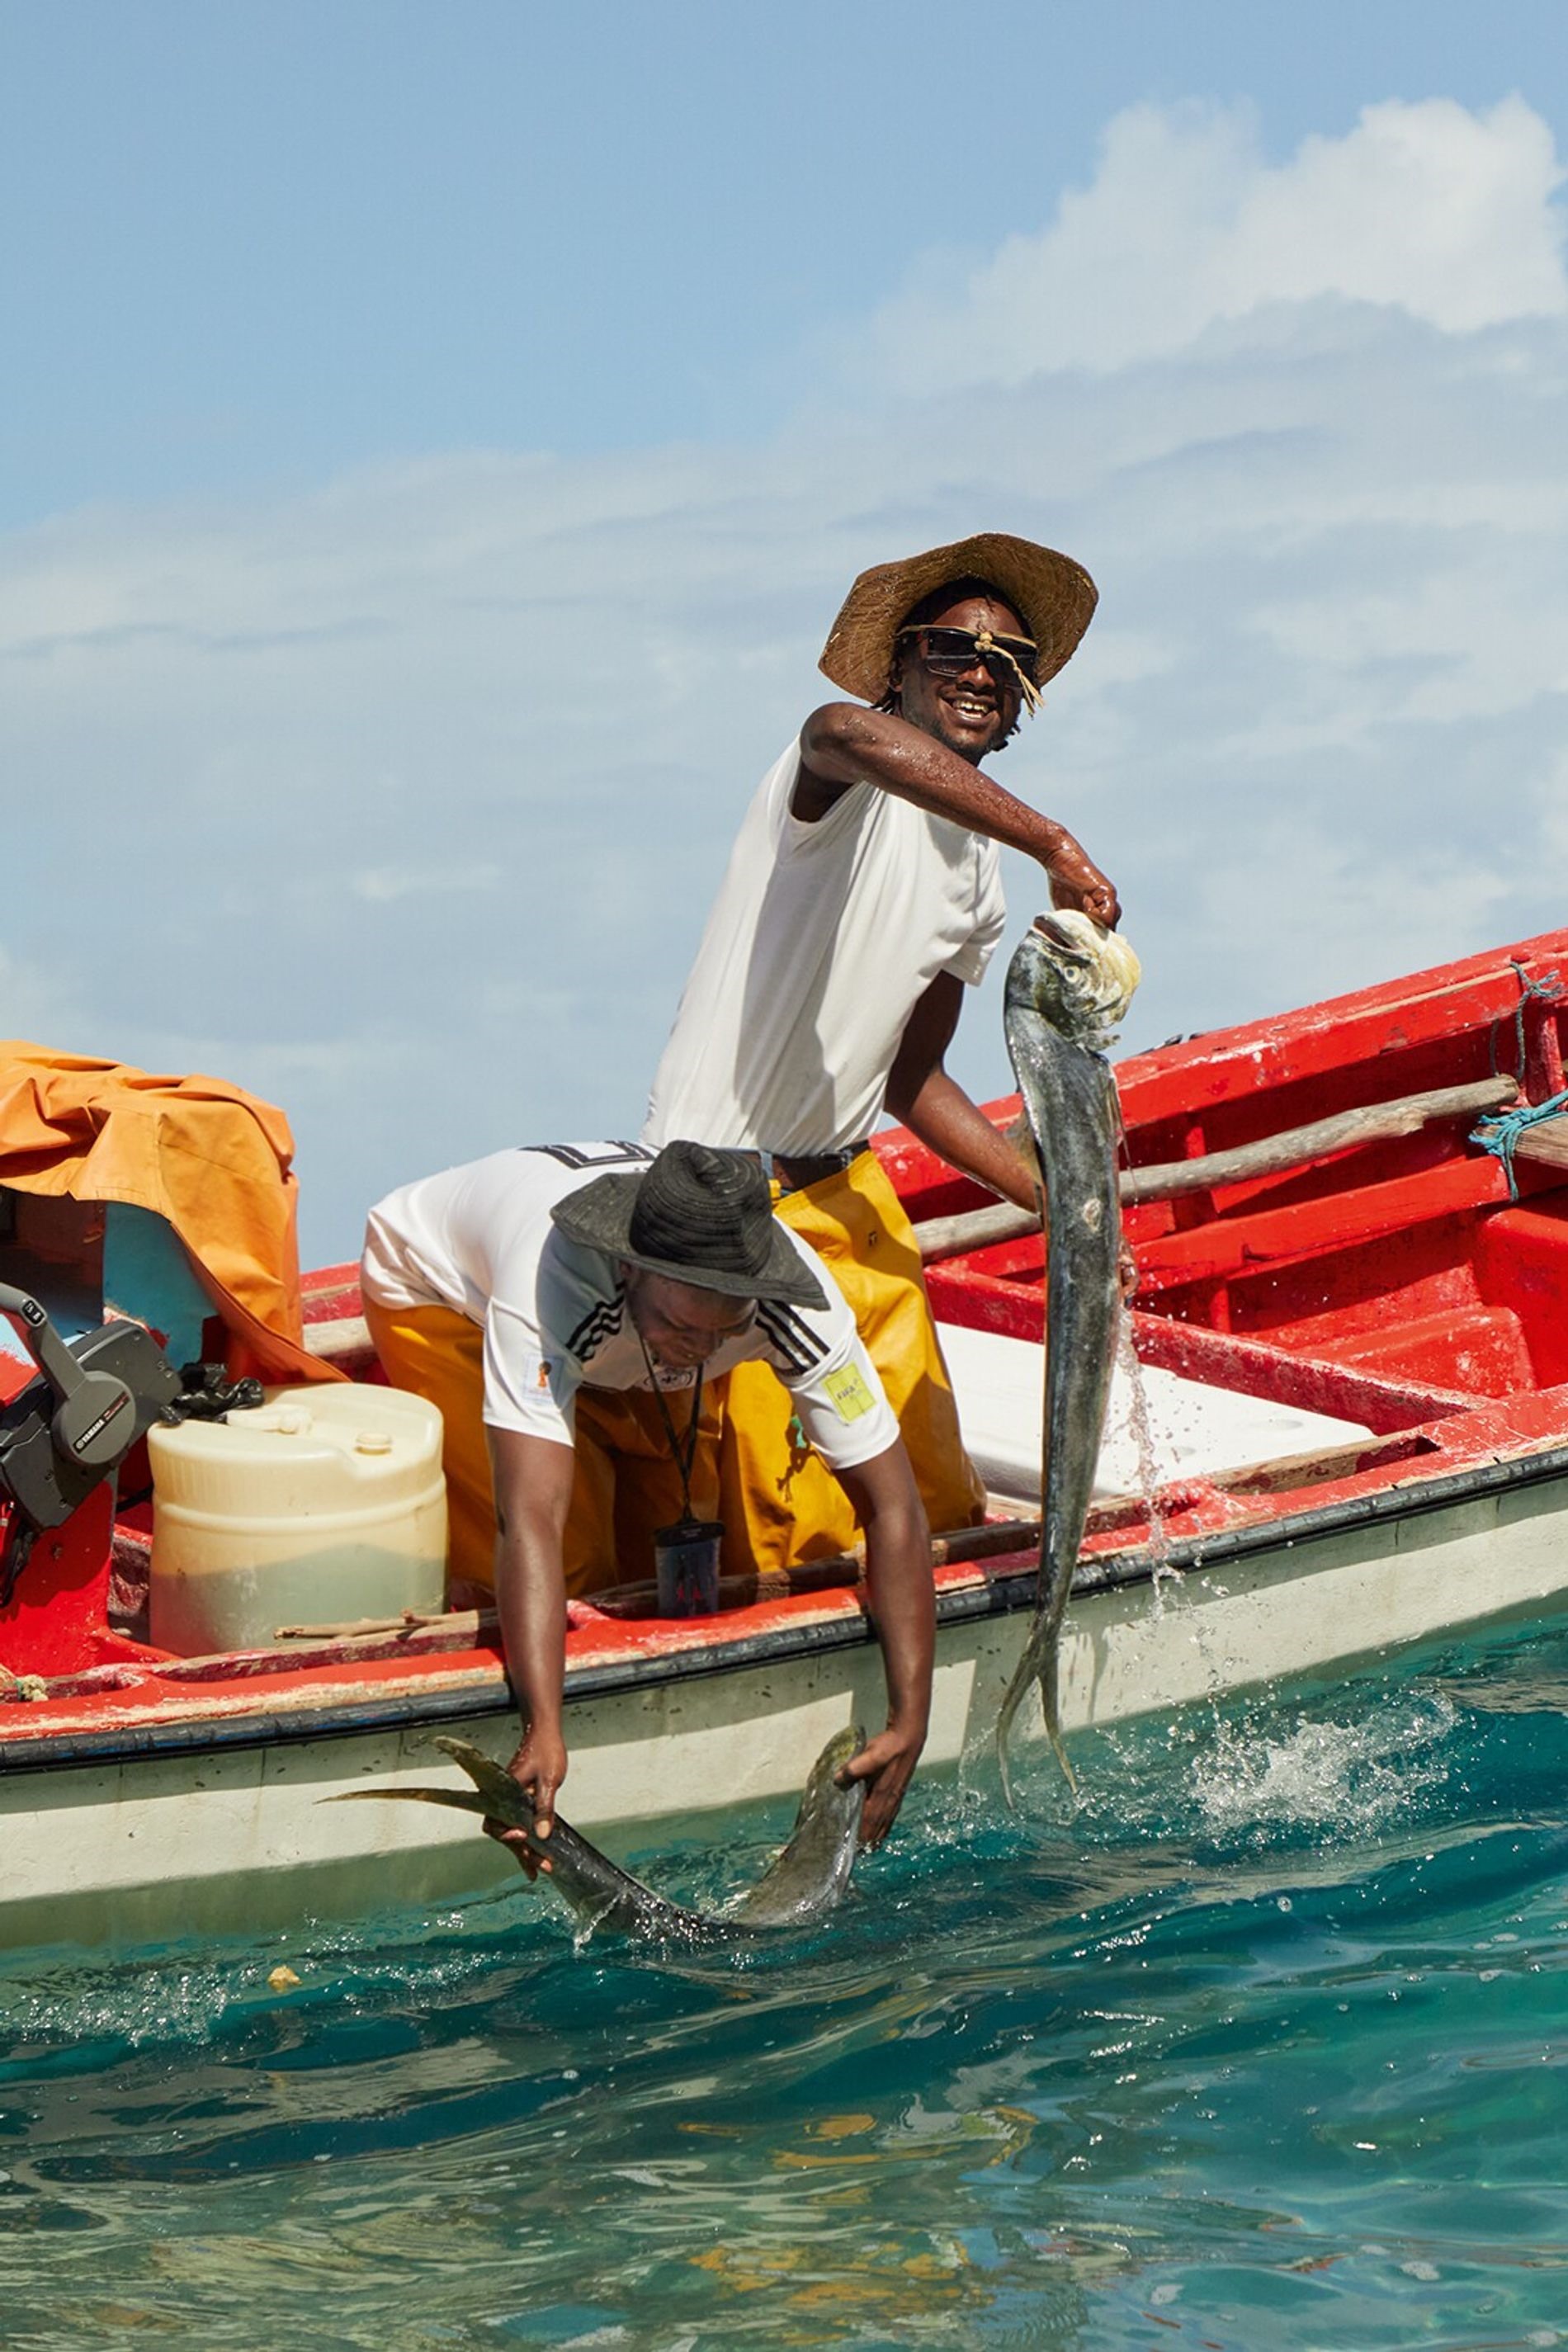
[726,1724,863,1927]
[994,914,1135,1803]
[330,1726,865,1948]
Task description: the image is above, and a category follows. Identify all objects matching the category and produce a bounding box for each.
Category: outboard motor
[0,1286,184,1676]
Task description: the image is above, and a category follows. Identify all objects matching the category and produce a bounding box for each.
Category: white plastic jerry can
[147,1383,448,1655]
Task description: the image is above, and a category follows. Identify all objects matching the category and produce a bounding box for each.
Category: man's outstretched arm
[798,702,1119,926]
[886,971,1039,1213]
[834,1441,934,1848]
[487,1427,577,1851]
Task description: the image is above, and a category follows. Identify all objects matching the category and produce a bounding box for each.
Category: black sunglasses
[895,625,1041,691]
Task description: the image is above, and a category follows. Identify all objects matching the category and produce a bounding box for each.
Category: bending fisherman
[361,1140,933,1851]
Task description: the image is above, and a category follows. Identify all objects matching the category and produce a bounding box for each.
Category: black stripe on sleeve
[755,1301,826,1380]
[524,1141,654,1171]
[564,1292,626,1363]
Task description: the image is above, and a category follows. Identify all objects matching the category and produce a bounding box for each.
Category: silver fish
[332,1726,865,1948]
[994,911,1140,1802]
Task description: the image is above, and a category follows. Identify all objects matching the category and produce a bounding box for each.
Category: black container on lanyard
[638,1330,724,1617]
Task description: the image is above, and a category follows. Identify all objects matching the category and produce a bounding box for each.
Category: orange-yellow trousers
[361,1150,982,1595]
[361,1296,720,1597]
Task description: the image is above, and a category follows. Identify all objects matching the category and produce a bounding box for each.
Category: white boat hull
[6,1449,1566,1954]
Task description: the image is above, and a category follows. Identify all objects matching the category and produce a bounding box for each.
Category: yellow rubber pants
[714,1150,985,1577]
[361,1297,721,1598]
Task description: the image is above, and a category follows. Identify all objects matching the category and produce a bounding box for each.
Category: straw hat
[818,531,1098,705]
[550,1141,827,1310]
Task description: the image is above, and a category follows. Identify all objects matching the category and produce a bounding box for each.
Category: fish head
[801,1723,867,1840]
[1006,910,1141,1052]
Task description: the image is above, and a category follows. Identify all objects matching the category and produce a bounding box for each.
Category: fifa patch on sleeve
[823,1364,875,1424]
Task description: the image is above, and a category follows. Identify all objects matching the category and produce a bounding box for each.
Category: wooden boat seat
[1308,1304,1536,1400]
[939,1321,1374,1509]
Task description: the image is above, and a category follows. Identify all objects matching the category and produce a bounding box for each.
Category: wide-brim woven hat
[550,1140,827,1311]
[819,530,1098,705]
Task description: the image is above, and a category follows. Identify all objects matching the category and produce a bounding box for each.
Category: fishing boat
[4,928,1568,1951]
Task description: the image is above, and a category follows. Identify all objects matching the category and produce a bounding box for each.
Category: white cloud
[857,97,1568,391]
[5,98,1568,1263]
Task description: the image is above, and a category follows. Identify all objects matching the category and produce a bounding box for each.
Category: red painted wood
[301,1262,363,1320]
[1114,932,1568,1127]
[1134,1158,1530,1292]
[1312,1305,1535,1400]
[7,929,1568,1729]
[0,1486,116,1678]
[1475,1202,1568,1389]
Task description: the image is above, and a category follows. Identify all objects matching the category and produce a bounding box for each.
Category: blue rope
[1471,1085,1568,1202]
[1488,961,1563,1082]
[1472,961,1568,1200]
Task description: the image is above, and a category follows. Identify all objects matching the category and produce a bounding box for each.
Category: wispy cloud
[6,96,1566,1259]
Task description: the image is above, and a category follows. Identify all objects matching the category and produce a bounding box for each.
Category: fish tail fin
[432,1736,535,1830]
[993,1660,1028,1813]
[1043,1712,1079,1799]
[323,1785,493,1819]
[992,1654,1078,1810]
[1040,1657,1079,1802]
[324,1740,536,1834]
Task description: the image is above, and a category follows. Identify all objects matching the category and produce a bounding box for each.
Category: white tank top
[643,739,1007,1154]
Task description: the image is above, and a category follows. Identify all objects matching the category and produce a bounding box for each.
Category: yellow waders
[361,1297,720,1599]
[713,1150,985,1577]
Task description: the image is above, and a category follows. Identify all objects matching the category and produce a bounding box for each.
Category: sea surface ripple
[5,1608,1568,2350]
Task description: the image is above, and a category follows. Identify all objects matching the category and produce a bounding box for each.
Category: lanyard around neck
[635,1325,705,1521]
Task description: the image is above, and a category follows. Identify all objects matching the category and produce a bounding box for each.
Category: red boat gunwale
[5,928,1568,1766]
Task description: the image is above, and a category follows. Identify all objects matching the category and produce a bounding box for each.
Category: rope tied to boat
[1471,1086,1568,1202]
[0,1660,49,1703]
[1474,962,1568,1200]
[1488,961,1564,1084]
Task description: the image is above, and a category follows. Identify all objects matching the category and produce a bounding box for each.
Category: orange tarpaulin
[0,1042,342,1387]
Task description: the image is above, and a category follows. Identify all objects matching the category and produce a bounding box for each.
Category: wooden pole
[913,1074,1520,1262]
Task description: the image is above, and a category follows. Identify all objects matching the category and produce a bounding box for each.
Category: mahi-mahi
[994,909,1141,1803]
[333,1727,865,1949]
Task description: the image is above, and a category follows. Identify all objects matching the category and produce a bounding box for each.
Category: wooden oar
[913,1074,1519,1262]
[300,1077,1522,1360]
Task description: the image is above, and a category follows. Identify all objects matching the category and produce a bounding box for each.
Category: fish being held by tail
[330,1728,865,1948]
[994,909,1141,1804]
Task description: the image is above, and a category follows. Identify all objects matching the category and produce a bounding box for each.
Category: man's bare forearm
[804,703,1070,859]
[494,1528,568,1736]
[801,703,1117,923]
[890,1065,1039,1214]
[841,1451,934,1734]
[867,1520,936,1738]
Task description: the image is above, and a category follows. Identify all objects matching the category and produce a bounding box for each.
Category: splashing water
[1193,1693,1459,1845]
[1112,1306,1174,1599]
[7,1613,1568,2351]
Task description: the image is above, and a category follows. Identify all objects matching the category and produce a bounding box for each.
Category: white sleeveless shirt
[643,739,1007,1155]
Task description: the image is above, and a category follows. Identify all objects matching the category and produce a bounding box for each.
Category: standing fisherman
[361,1140,933,1845]
[643,532,1121,1572]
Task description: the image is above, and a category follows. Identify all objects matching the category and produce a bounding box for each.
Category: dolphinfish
[994,909,1141,1803]
[333,1726,866,1949]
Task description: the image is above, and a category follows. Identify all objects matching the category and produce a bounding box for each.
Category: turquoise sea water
[5,1608,1568,2352]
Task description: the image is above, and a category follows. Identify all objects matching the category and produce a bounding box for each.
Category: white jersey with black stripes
[361,1141,898,1471]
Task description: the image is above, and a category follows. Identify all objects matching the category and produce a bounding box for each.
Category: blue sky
[5,4,1568,1261]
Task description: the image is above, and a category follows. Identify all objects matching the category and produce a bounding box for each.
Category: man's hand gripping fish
[332,1728,866,1949]
[994,909,1141,1804]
